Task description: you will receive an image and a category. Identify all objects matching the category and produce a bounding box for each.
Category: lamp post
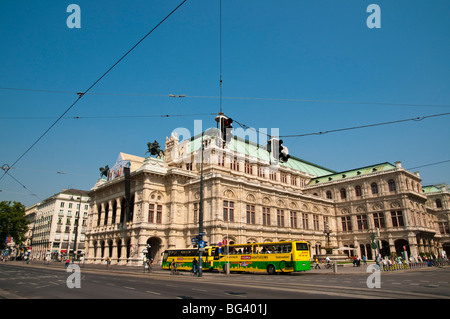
[72,196,83,263]
[198,132,205,278]
[324,222,332,254]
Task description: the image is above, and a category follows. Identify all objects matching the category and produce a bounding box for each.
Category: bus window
[296,242,309,251]
[162,251,169,262]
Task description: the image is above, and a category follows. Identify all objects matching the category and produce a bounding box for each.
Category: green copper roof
[308,162,397,185]
[190,129,335,177]
[422,185,443,194]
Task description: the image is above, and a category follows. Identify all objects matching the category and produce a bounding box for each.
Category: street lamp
[198,132,205,278]
[72,196,83,263]
[324,222,332,254]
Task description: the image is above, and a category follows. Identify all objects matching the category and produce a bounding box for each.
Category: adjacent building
[29,189,90,259]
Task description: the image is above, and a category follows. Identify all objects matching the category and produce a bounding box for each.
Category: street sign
[191,238,199,244]
[218,242,222,247]
[222,239,227,245]
[199,240,205,248]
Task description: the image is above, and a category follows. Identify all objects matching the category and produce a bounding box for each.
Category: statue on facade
[99,165,109,178]
[146,140,165,158]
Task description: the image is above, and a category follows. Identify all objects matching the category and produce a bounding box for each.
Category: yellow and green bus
[161,247,214,272]
[212,241,311,274]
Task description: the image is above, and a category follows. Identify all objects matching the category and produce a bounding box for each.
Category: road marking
[146,290,161,295]
[192,288,207,292]
[123,286,135,290]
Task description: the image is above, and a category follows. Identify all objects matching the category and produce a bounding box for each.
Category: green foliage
[0,201,29,250]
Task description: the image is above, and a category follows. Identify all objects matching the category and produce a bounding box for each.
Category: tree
[0,201,29,250]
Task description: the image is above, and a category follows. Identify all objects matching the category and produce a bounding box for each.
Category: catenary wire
[0,0,188,183]
[231,112,450,139]
[2,87,450,109]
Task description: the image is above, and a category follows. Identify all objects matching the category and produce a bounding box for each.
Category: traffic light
[278,139,290,163]
[268,138,290,163]
[220,116,233,143]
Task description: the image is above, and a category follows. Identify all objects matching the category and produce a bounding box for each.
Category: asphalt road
[1,262,449,300]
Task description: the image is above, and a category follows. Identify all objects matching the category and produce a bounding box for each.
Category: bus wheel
[267,264,276,275]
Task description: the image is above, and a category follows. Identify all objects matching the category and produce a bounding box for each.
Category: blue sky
[1,0,449,207]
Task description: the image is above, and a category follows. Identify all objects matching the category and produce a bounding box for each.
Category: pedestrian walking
[192,258,198,276]
[314,258,321,269]
[147,258,153,273]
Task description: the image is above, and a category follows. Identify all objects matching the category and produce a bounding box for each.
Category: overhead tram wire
[0,0,188,183]
[2,87,450,109]
[231,112,450,139]
[0,112,219,120]
[407,159,450,171]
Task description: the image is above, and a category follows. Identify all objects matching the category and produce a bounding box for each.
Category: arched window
[355,185,362,197]
[97,205,102,226]
[340,188,347,199]
[371,182,378,194]
[388,179,396,192]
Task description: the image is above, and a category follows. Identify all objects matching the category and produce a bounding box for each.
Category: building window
[438,222,449,235]
[97,206,101,226]
[436,199,443,208]
[258,166,266,178]
[355,185,362,197]
[388,179,396,192]
[246,205,255,224]
[371,183,379,194]
[391,211,404,227]
[148,204,162,224]
[223,201,234,222]
[341,216,352,231]
[373,212,385,229]
[357,215,368,230]
[193,203,198,223]
[218,154,225,167]
[340,188,347,200]
[277,210,285,227]
[230,158,239,171]
[186,163,193,171]
[244,162,253,175]
[326,191,332,199]
[262,207,270,226]
[270,172,277,181]
[148,204,154,223]
[156,205,162,224]
[302,213,309,230]
[291,176,297,186]
[290,211,297,228]
[60,202,65,208]
[280,173,287,183]
[313,215,320,230]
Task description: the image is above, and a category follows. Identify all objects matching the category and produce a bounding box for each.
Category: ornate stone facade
[85,129,450,265]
